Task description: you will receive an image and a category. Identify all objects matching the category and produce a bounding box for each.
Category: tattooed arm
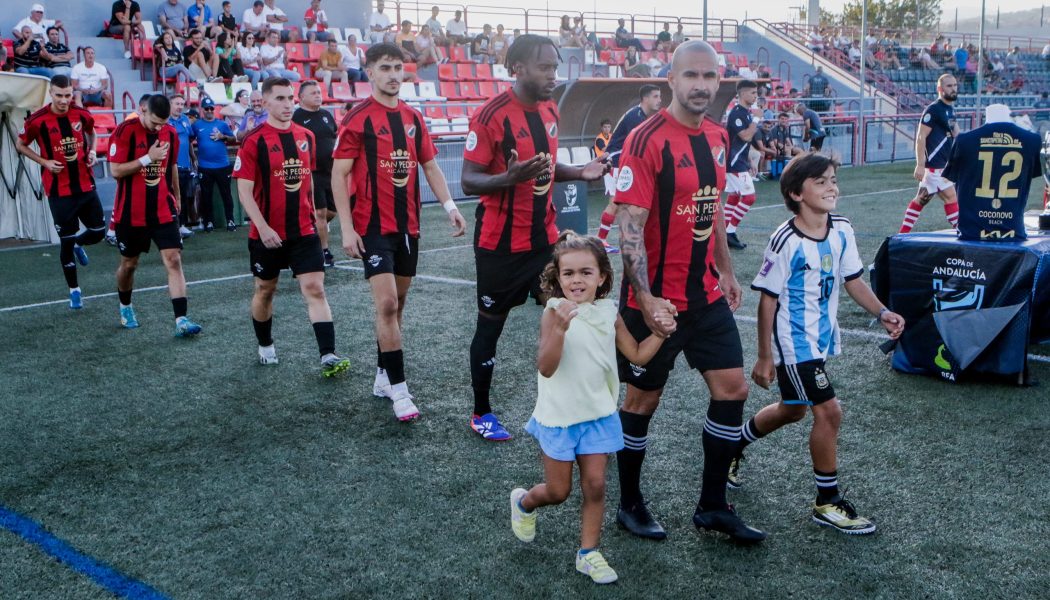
[618,202,677,336]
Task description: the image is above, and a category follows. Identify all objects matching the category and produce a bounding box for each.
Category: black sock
[738,416,767,455]
[697,399,744,513]
[252,317,274,346]
[814,469,839,504]
[377,342,384,371]
[617,410,652,507]
[172,297,188,318]
[118,289,133,306]
[75,227,105,246]
[469,313,506,416]
[59,239,78,288]
[381,350,405,385]
[312,321,335,356]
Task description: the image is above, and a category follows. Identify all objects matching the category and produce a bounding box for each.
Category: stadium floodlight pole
[975,0,986,125]
[702,0,708,41]
[858,0,867,164]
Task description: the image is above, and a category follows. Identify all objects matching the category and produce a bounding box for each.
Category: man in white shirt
[339,34,367,82]
[259,30,299,80]
[261,0,288,41]
[445,9,468,45]
[12,3,60,40]
[71,47,111,107]
[424,5,445,46]
[368,0,391,44]
[241,0,268,36]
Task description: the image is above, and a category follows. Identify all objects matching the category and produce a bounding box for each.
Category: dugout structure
[0,73,56,243]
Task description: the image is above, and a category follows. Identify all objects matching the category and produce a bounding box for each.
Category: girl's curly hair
[539,229,614,299]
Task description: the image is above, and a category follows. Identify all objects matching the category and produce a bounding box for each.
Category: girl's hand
[551,300,578,331]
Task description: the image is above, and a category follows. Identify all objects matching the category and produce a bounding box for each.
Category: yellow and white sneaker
[510,488,536,542]
[575,550,618,584]
[812,496,876,535]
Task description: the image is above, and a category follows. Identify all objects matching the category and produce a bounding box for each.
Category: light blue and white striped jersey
[751,215,865,366]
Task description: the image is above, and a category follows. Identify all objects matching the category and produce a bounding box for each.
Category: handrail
[756,47,769,69]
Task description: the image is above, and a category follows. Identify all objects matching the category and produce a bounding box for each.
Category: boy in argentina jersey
[738,154,904,536]
[899,73,961,233]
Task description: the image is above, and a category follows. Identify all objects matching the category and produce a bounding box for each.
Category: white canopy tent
[0,72,57,243]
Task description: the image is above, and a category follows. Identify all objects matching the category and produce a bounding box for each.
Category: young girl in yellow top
[510,231,675,584]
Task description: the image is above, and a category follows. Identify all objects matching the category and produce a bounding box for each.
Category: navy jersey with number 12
[942,121,1042,241]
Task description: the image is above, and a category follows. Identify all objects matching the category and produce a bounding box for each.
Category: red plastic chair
[445,103,466,118]
[354,82,373,97]
[437,63,456,80]
[403,62,417,76]
[455,63,474,80]
[439,81,461,100]
[423,103,445,119]
[331,82,354,102]
[477,81,497,97]
[448,45,468,63]
[475,63,493,80]
[495,81,511,94]
[307,43,325,61]
[90,110,117,132]
[285,43,309,63]
[458,81,480,100]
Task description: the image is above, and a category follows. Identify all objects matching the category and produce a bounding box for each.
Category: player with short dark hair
[108,94,202,336]
[899,74,960,234]
[233,77,350,376]
[331,43,467,422]
[738,153,904,535]
[724,79,759,250]
[461,34,607,440]
[594,84,663,252]
[292,79,339,266]
[613,40,764,544]
[16,74,106,309]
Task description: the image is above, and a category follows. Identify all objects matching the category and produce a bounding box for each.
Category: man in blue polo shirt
[191,97,236,231]
[169,93,197,238]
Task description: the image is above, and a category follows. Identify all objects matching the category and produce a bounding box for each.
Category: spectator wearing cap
[109,0,145,59]
[261,0,289,42]
[241,0,268,37]
[304,0,329,42]
[339,34,367,82]
[191,97,237,232]
[72,47,111,107]
[13,3,60,40]
[41,25,72,77]
[158,0,189,39]
[444,9,468,45]
[13,24,51,77]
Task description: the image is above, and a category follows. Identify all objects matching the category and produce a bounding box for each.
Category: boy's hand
[751,356,776,390]
[879,309,905,339]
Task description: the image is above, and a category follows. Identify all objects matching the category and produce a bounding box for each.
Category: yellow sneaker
[812,496,876,535]
[575,550,618,584]
[510,488,535,542]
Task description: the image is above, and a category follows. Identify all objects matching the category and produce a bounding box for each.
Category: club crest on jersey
[546,122,557,137]
[820,253,833,273]
[109,143,118,157]
[616,166,634,193]
[465,130,478,151]
[72,121,82,132]
[712,146,725,167]
[298,139,308,152]
[383,149,416,188]
[406,125,417,138]
[922,113,931,123]
[814,367,830,389]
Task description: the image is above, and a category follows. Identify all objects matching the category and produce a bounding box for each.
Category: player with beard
[292,79,339,267]
[613,41,766,544]
[463,34,608,441]
[16,75,106,309]
[899,74,961,234]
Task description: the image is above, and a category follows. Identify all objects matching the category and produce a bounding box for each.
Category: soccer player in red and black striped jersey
[234,77,350,378]
[461,35,607,440]
[16,75,106,310]
[109,94,202,336]
[331,43,467,422]
[612,41,766,544]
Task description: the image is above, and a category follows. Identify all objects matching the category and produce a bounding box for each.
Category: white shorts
[920,168,954,195]
[725,171,755,196]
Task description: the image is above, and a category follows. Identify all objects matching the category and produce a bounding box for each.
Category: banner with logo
[875,232,1050,382]
[552,180,588,235]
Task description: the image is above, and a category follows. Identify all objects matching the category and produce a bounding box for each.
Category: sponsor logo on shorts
[465,130,478,151]
[480,295,495,308]
[368,254,382,267]
[616,166,634,193]
[814,367,829,389]
[118,242,126,252]
[629,363,646,377]
[253,262,264,273]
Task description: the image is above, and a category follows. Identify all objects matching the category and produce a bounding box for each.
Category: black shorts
[474,245,552,314]
[177,169,196,200]
[809,134,826,151]
[361,232,418,278]
[312,172,335,212]
[776,359,836,406]
[115,221,183,257]
[48,190,105,238]
[249,234,325,280]
[618,298,744,391]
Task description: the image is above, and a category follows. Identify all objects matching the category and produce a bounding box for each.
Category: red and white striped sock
[597,209,616,241]
[943,201,959,229]
[724,194,741,233]
[730,194,757,228]
[899,199,924,234]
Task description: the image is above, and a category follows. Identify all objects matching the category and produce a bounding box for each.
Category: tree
[822,0,942,31]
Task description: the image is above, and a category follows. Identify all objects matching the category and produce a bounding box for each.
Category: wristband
[442,199,457,214]
[878,307,889,319]
[138,154,153,168]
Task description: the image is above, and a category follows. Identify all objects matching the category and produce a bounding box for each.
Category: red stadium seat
[95,134,111,155]
[458,81,481,100]
[439,81,461,100]
[285,43,309,63]
[331,82,354,102]
[710,41,724,53]
[307,43,325,61]
[403,62,417,76]
[437,63,456,80]
[599,50,611,63]
[423,103,445,119]
[477,81,497,97]
[290,63,307,79]
[611,51,625,66]
[475,63,493,80]
[466,104,480,117]
[354,82,373,97]
[90,110,117,132]
[736,55,749,67]
[448,45,468,63]
[495,81,511,94]
[455,63,474,80]
[445,103,466,118]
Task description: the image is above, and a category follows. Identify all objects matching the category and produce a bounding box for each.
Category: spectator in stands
[12,4,60,40]
[215,31,246,81]
[863,40,877,69]
[471,24,495,64]
[340,34,367,81]
[41,25,72,77]
[672,23,686,49]
[222,87,249,123]
[236,89,266,140]
[614,18,645,53]
[285,24,302,44]
[259,29,299,80]
[804,65,830,112]
[770,111,802,157]
[395,20,419,63]
[794,101,826,152]
[1007,72,1025,94]
[756,63,770,78]
[807,28,824,53]
[917,46,939,69]
[190,0,221,38]
[368,0,393,44]
[158,0,189,39]
[953,43,968,74]
[304,0,329,42]
[1005,47,1025,73]
[184,28,218,81]
[1,43,7,70]
[508,28,519,48]
[416,25,444,66]
[241,1,268,37]
[237,31,262,84]
[757,96,774,121]
[491,24,509,64]
[424,6,445,46]
[656,22,672,53]
[109,0,144,59]
[1041,42,1050,61]
[218,1,237,37]
[315,37,346,90]
[880,43,902,70]
[71,47,111,107]
[155,30,194,82]
[573,16,594,48]
[13,25,50,76]
[623,45,649,77]
[848,40,862,65]
[261,0,289,42]
[558,15,575,48]
[593,118,611,158]
[739,60,758,79]
[723,60,738,78]
[445,9,468,45]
